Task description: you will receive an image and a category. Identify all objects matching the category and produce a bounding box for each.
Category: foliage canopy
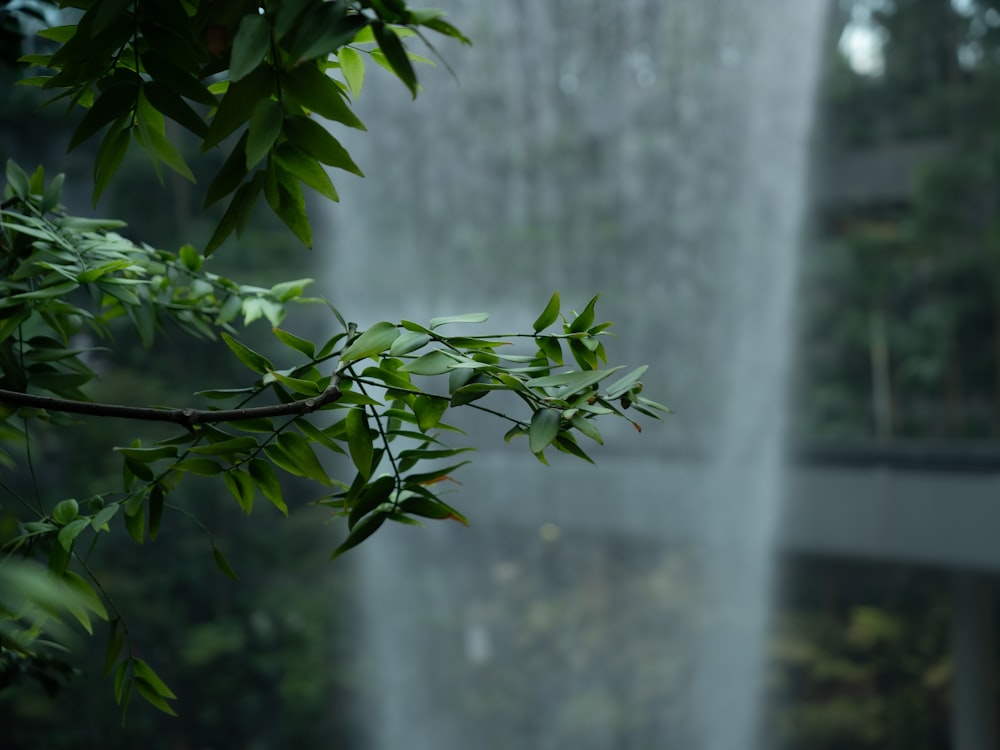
[0,0,667,719]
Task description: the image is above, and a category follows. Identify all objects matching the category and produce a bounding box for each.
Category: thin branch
[0,382,344,428]
[0,325,361,427]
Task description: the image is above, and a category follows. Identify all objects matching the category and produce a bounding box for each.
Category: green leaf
[281,62,366,130]
[230,12,271,82]
[130,661,175,705]
[528,408,561,454]
[246,98,283,170]
[113,660,129,707]
[340,322,399,363]
[249,459,287,513]
[203,65,273,149]
[221,332,274,374]
[135,120,195,182]
[28,164,44,194]
[223,469,256,514]
[526,367,622,397]
[604,365,649,398]
[212,545,239,580]
[141,50,217,107]
[273,142,339,202]
[450,382,503,406]
[537,336,563,365]
[372,22,417,97]
[91,504,119,532]
[93,121,131,205]
[103,620,124,678]
[273,327,316,358]
[403,461,470,486]
[57,518,90,551]
[69,83,136,152]
[36,24,76,43]
[273,0,312,38]
[635,395,672,414]
[142,80,208,137]
[116,445,178,462]
[569,338,599,371]
[133,658,177,703]
[174,458,224,476]
[421,16,472,45]
[331,510,386,559]
[570,414,604,445]
[205,131,250,207]
[282,115,364,175]
[124,505,144,543]
[399,350,454,376]
[147,485,164,540]
[429,312,489,329]
[533,291,561,332]
[338,46,365,96]
[346,406,374,479]
[287,2,367,62]
[348,474,394,529]
[264,159,312,246]
[135,680,178,716]
[267,369,322,395]
[276,431,331,485]
[63,569,108,623]
[42,172,65,213]
[554,433,595,464]
[413,395,448,432]
[205,171,266,254]
[359,365,412,392]
[178,244,202,271]
[569,294,600,333]
[389,331,430,356]
[399,495,469,525]
[5,160,30,197]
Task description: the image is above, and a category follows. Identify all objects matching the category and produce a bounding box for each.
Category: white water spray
[326,2,826,747]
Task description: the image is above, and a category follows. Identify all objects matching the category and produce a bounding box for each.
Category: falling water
[324,1,827,747]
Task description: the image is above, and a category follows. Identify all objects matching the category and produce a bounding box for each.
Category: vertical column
[951,572,998,750]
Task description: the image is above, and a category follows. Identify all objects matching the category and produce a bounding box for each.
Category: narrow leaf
[533,291,560,332]
[282,115,364,175]
[429,312,489,329]
[230,12,270,82]
[249,458,287,513]
[528,408,561,454]
[372,22,417,96]
[221,332,274,374]
[568,294,600,333]
[331,511,386,559]
[389,331,430,356]
[345,406,374,479]
[340,322,399,363]
[348,474,394,529]
[212,545,239,580]
[338,46,365,96]
[246,98,283,170]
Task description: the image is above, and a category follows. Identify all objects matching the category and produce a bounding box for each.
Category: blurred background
[4,0,1000,748]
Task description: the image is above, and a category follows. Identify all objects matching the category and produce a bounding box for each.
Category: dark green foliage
[0,0,664,724]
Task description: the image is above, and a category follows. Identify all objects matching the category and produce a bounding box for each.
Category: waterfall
[324,2,827,747]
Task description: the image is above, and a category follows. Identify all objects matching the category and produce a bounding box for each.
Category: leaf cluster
[18,0,469,252]
[0,1,671,721]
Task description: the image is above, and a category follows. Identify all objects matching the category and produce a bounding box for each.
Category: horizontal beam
[460,449,1000,572]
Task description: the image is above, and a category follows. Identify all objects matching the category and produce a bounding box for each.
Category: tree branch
[0,325,360,428]
[0,384,345,427]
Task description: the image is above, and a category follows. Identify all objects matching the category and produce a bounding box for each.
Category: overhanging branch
[0,325,359,428]
[0,384,344,427]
